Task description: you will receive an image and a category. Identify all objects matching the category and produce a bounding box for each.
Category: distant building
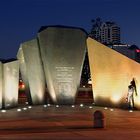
[89,18,140,63]
[89,18,120,45]
[109,44,140,63]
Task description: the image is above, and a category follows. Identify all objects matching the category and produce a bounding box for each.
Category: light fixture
[25,102,28,105]
[80,104,84,107]
[110,108,114,111]
[71,105,75,108]
[23,107,27,110]
[43,105,47,108]
[104,107,108,110]
[1,110,6,113]
[17,109,21,112]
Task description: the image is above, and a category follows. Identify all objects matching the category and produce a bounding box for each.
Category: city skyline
[0,0,140,59]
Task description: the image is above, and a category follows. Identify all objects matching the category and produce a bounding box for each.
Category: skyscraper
[89,18,120,45]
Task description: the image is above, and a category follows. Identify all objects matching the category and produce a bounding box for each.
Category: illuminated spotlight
[129,110,133,112]
[6,104,10,107]
[56,105,59,108]
[17,109,21,112]
[104,107,108,110]
[1,110,6,113]
[110,108,114,111]
[25,102,28,105]
[71,105,75,108]
[28,106,32,109]
[43,105,47,108]
[23,107,27,110]
[89,106,93,109]
[80,104,84,107]
[21,84,25,89]
[47,104,51,107]
[88,79,92,84]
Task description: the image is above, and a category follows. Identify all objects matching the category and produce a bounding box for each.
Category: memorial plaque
[87,37,140,109]
[17,39,46,105]
[38,27,87,104]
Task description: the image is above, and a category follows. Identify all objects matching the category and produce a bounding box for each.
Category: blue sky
[0,0,140,58]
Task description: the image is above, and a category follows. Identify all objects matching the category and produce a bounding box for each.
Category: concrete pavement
[0,104,139,140]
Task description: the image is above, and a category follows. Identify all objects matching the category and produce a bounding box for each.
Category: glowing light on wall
[111,94,122,103]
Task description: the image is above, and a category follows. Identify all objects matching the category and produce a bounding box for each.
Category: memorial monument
[16,26,140,109]
[17,26,87,105]
[38,26,87,104]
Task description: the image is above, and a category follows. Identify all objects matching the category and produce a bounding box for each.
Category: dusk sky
[0,0,140,59]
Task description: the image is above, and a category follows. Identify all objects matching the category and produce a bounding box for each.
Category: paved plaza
[0,104,140,140]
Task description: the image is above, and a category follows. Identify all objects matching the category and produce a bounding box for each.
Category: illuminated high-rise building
[89,18,120,45]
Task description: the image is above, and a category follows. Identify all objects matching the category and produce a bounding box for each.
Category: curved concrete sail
[87,37,140,109]
[17,47,31,104]
[3,60,19,109]
[0,62,2,109]
[38,27,87,104]
[0,60,19,109]
[17,39,46,105]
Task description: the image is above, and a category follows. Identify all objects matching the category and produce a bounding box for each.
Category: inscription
[55,67,74,94]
